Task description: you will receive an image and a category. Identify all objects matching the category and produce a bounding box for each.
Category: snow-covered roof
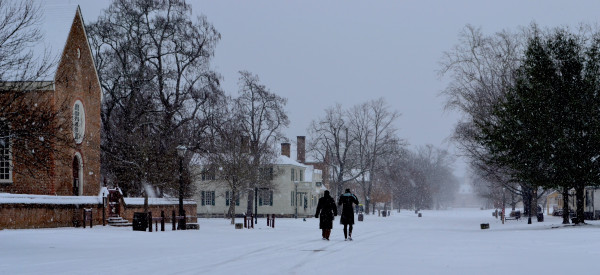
[0,192,197,206]
[124,198,196,206]
[0,193,102,205]
[275,155,305,167]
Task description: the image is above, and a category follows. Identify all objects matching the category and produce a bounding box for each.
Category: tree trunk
[229,189,236,225]
[143,192,149,213]
[531,188,538,222]
[575,185,585,224]
[562,187,570,224]
[247,190,254,215]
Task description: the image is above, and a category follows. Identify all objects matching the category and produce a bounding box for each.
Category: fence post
[161,211,165,231]
[272,214,275,228]
[182,210,187,230]
[148,212,153,232]
[172,210,176,231]
[251,214,254,229]
[90,210,93,228]
[82,210,86,229]
[244,214,247,228]
[102,197,106,226]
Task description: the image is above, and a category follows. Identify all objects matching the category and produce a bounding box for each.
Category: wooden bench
[505,211,521,221]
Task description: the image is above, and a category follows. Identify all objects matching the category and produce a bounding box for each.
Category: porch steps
[108,216,131,227]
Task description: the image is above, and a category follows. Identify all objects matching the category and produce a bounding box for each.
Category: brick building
[0,4,101,196]
[0,3,102,229]
[0,3,196,229]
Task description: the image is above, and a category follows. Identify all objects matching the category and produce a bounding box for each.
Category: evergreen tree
[477,27,600,224]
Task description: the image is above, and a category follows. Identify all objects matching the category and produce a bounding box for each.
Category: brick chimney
[297,136,305,163]
[281,143,291,158]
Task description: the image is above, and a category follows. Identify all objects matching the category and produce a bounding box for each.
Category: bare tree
[308,104,359,198]
[234,70,289,214]
[202,103,254,224]
[87,0,222,197]
[439,24,529,208]
[348,98,402,214]
[387,145,458,211]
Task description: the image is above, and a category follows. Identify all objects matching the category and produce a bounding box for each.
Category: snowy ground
[2,208,599,275]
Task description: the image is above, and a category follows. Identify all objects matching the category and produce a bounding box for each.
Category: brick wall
[0,203,197,229]
[0,91,57,195]
[0,203,104,229]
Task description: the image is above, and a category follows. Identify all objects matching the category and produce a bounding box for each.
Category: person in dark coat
[315,190,337,240]
[338,188,359,241]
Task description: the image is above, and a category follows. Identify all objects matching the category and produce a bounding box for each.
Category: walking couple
[314,189,359,241]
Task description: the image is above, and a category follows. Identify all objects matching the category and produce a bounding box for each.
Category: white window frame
[225,190,240,206]
[201,191,215,206]
[258,189,273,206]
[0,121,12,183]
[72,100,85,144]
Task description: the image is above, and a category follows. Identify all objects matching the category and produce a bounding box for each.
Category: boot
[322,229,326,240]
[325,229,331,240]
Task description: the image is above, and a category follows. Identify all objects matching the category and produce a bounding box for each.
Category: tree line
[308,100,459,214]
[1,0,460,220]
[441,24,600,224]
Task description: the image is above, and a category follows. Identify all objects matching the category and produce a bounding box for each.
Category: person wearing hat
[338,188,359,241]
[315,190,337,240]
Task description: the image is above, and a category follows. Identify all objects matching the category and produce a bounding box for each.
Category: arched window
[72,153,83,196]
[72,100,85,144]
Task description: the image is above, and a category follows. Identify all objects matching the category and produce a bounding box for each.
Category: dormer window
[72,100,85,144]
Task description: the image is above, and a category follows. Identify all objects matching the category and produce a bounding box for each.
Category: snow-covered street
[2,208,599,275]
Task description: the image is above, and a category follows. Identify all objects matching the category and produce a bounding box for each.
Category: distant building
[452,177,483,208]
[195,138,325,218]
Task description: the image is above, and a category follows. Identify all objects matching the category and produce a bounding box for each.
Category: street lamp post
[177,145,187,230]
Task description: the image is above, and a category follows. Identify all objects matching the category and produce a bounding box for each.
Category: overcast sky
[72,0,600,178]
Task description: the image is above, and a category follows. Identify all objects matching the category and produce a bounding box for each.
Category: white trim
[72,100,85,144]
[0,121,12,184]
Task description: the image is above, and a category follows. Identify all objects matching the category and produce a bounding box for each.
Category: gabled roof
[4,1,80,82]
[34,1,79,81]
[275,155,305,167]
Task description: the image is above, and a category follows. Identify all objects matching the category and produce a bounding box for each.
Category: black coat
[338,192,359,225]
[315,195,337,229]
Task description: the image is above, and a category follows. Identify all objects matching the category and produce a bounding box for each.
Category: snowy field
[2,208,600,275]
